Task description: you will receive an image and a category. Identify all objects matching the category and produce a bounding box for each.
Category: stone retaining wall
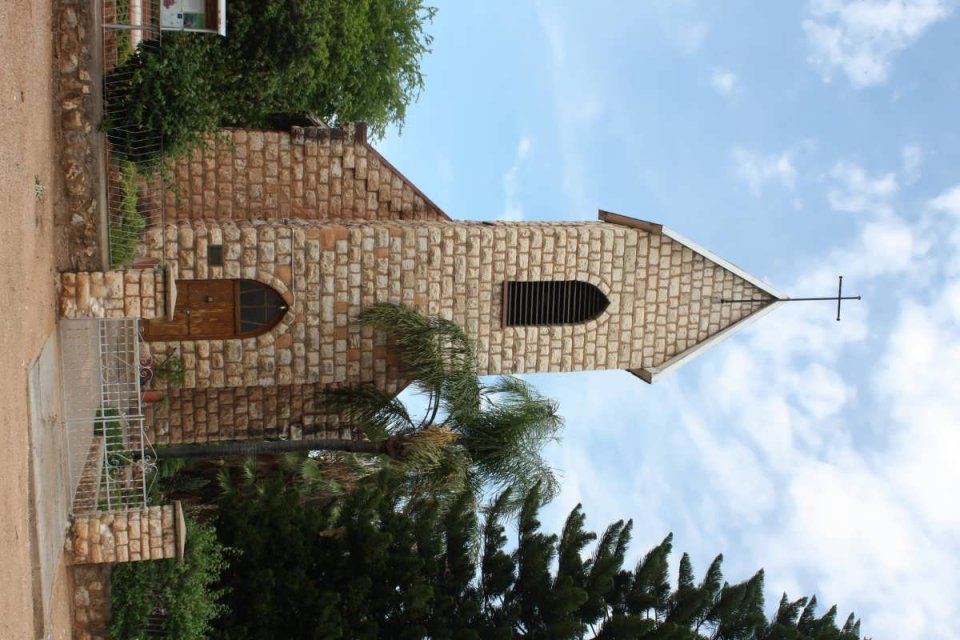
[69,504,183,565]
[57,0,101,269]
[71,565,111,640]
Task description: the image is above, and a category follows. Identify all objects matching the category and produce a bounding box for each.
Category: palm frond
[399,445,472,498]
[326,306,566,514]
[358,303,478,392]
[316,384,415,440]
[457,376,563,505]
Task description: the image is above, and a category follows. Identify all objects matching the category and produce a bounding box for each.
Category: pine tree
[206,471,868,640]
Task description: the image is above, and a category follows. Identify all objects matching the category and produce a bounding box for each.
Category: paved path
[1,0,76,637]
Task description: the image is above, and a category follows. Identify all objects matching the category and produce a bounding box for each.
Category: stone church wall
[138,218,772,403]
[145,382,366,445]
[163,125,448,224]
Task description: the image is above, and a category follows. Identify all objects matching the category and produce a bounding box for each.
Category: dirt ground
[0,0,75,637]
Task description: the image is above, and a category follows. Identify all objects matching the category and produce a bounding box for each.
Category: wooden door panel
[141,307,190,340]
[185,279,233,306]
[185,280,235,337]
[142,279,237,341]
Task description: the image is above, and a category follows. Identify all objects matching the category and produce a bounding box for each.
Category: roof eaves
[660,226,788,300]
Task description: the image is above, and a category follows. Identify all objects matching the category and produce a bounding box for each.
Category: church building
[59,123,784,448]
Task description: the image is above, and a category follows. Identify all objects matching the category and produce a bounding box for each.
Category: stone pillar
[69,503,185,565]
[58,268,164,320]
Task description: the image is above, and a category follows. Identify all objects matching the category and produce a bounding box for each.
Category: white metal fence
[60,318,156,514]
[102,0,165,268]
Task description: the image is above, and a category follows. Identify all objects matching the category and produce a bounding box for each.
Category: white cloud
[902,144,923,183]
[732,147,798,196]
[711,68,738,95]
[827,160,899,215]
[930,183,960,216]
[804,0,953,88]
[653,0,709,54]
[663,173,960,639]
[820,159,926,281]
[500,136,532,221]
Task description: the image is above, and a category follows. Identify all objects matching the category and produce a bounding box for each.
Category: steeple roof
[598,210,786,383]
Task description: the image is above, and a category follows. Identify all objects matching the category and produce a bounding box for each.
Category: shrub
[109,518,230,640]
[107,161,145,267]
[104,0,436,153]
[104,35,221,167]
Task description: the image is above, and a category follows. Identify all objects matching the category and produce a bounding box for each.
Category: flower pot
[140,389,165,404]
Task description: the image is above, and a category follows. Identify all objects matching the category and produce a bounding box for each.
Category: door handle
[206,296,215,303]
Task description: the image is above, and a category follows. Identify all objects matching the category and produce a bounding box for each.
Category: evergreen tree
[207,471,869,640]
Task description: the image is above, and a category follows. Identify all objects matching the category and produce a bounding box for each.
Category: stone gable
[163,125,449,223]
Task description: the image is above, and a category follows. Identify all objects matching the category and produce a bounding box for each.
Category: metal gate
[60,318,156,514]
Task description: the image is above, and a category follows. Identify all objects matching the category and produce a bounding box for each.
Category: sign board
[161,0,226,36]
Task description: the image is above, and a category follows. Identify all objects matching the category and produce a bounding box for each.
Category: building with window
[59,123,784,447]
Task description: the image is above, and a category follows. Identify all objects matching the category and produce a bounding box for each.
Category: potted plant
[154,352,185,388]
[140,351,184,404]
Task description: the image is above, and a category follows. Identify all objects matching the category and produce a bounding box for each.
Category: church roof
[598,210,786,383]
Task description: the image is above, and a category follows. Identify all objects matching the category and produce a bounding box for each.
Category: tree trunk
[156,437,386,460]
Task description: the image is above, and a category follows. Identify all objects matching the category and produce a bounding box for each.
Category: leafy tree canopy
[106,0,436,163]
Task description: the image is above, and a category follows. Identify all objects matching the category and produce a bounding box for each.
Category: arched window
[142,279,289,341]
[238,280,288,335]
[502,280,609,327]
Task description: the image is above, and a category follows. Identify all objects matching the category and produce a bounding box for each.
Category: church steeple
[59,124,789,446]
[599,212,786,382]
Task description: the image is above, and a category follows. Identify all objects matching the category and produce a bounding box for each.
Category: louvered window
[502,281,609,326]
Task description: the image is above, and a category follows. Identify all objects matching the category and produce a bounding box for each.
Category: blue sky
[381,2,960,637]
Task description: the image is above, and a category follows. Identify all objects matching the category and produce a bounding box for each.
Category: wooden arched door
[142,279,288,341]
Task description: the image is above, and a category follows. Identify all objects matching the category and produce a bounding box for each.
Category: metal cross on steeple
[721,276,862,321]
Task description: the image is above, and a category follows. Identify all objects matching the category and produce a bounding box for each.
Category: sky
[379,2,960,638]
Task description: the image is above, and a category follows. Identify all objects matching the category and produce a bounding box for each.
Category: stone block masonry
[58,268,165,319]
[57,0,100,269]
[68,504,184,565]
[71,564,111,640]
[145,382,369,446]
[135,217,774,396]
[164,124,449,223]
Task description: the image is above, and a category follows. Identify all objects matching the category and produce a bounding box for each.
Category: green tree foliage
[207,470,869,640]
[104,36,222,166]
[105,0,436,161]
[216,0,436,135]
[109,518,229,639]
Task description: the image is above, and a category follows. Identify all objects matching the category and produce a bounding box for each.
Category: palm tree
[156,303,564,506]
